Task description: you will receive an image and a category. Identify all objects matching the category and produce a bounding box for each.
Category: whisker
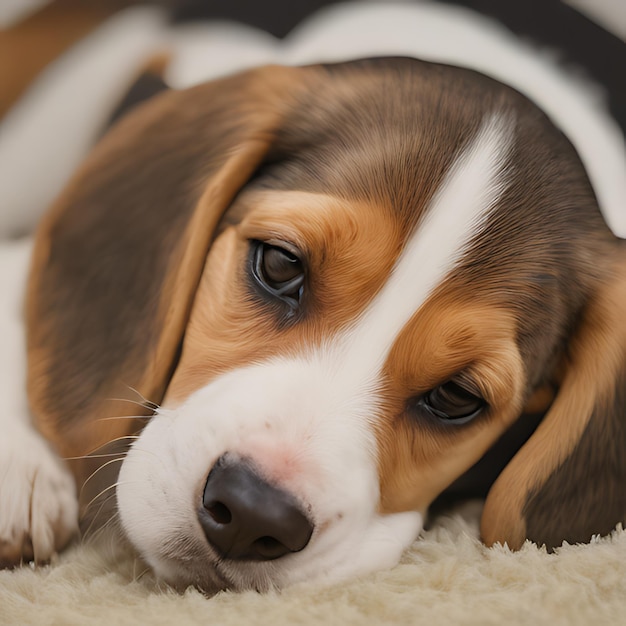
[84,505,120,536]
[105,435,140,443]
[134,565,153,584]
[81,493,119,542]
[95,414,153,423]
[106,443,168,466]
[81,492,132,547]
[70,434,141,463]
[81,482,120,516]
[124,385,160,410]
[104,397,158,412]
[79,457,127,500]
[83,478,147,515]
[103,514,123,543]
[65,452,128,461]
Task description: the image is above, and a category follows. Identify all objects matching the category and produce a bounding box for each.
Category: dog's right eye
[251,241,305,306]
[407,380,486,427]
[420,381,485,424]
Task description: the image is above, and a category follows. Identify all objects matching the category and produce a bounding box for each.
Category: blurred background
[0,0,624,238]
[2,0,624,118]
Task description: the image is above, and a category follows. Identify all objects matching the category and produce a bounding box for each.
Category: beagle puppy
[3,57,626,593]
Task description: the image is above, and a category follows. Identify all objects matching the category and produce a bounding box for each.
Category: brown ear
[26,65,306,479]
[481,249,626,550]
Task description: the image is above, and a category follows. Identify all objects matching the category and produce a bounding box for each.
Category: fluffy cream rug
[2,502,625,626]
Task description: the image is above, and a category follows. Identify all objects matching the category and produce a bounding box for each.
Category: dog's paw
[0,423,78,568]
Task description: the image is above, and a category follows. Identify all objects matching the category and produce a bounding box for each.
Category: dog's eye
[419,381,485,424]
[252,241,304,305]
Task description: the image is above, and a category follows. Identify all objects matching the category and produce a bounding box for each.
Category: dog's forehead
[262,60,508,217]
[233,115,511,342]
[263,65,607,298]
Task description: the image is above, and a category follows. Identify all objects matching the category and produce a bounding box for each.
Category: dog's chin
[153,562,230,597]
[149,556,267,597]
[151,562,282,597]
[137,527,282,595]
[139,537,229,596]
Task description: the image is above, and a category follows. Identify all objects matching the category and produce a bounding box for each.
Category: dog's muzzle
[198,454,314,561]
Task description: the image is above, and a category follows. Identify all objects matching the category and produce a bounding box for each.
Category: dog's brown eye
[419,381,485,425]
[252,241,304,305]
[262,246,301,284]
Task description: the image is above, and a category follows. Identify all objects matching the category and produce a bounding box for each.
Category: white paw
[0,423,78,568]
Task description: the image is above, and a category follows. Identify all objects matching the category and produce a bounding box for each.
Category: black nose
[199,455,313,561]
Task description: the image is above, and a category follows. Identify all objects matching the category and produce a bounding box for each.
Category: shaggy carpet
[2,502,625,625]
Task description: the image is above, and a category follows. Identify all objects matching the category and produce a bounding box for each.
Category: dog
[1,50,625,593]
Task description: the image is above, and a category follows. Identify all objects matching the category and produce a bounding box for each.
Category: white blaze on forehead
[336,114,513,377]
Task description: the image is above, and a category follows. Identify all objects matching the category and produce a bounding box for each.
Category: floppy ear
[481,249,626,550]
[26,65,306,482]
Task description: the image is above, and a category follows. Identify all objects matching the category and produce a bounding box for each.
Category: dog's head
[26,58,626,593]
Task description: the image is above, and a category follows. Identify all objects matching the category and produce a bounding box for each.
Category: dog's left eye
[418,381,485,425]
[252,241,304,304]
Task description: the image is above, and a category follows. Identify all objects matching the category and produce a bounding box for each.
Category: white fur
[0,240,77,563]
[117,114,510,591]
[341,115,511,377]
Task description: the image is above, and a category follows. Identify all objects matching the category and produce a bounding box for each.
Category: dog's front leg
[0,240,78,568]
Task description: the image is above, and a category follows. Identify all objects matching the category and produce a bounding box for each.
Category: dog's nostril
[252,536,286,560]
[198,454,313,561]
[206,501,232,525]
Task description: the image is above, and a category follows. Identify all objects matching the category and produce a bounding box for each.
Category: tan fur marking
[377,293,524,513]
[165,190,403,404]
